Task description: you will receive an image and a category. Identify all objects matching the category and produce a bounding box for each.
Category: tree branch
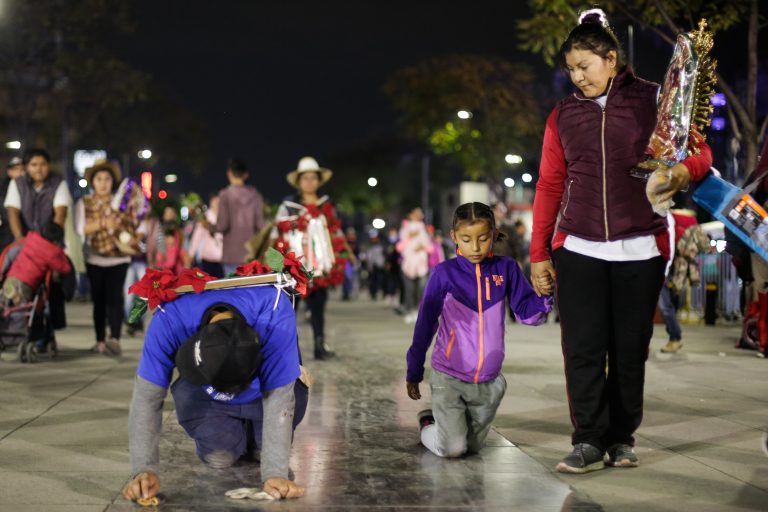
[612,2,677,45]
[759,115,768,146]
[654,0,685,34]
[726,103,743,141]
[717,73,752,134]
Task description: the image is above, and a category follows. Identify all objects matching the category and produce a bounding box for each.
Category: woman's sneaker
[606,444,639,467]
[556,443,605,473]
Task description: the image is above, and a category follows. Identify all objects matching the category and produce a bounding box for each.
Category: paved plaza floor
[0,297,766,511]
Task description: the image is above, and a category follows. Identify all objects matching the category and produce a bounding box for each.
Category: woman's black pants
[553,248,665,450]
[86,263,129,341]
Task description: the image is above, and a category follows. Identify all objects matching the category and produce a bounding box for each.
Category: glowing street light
[522,173,533,183]
[504,177,515,188]
[505,154,522,165]
[164,174,178,183]
[5,141,21,150]
[367,177,378,187]
[457,110,472,120]
[78,179,88,188]
[372,218,386,230]
[137,149,152,159]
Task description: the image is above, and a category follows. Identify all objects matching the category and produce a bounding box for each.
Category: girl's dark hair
[558,9,625,71]
[452,202,506,240]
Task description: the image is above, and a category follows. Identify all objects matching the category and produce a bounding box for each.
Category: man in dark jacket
[3,148,71,240]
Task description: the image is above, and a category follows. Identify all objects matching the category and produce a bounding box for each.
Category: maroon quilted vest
[555,68,665,241]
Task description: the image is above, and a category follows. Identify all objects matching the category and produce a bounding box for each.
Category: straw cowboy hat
[85,159,122,186]
[286,156,333,188]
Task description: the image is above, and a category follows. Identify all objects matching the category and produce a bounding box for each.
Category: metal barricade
[679,252,741,323]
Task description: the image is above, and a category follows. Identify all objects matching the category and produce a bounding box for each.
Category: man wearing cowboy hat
[123,285,308,503]
[4,148,72,241]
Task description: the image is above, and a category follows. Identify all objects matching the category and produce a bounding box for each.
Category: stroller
[0,241,56,363]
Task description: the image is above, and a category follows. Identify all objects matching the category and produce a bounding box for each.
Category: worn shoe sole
[555,460,605,474]
[606,457,639,468]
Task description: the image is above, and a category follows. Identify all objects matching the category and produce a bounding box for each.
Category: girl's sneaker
[417,409,435,431]
[556,443,605,473]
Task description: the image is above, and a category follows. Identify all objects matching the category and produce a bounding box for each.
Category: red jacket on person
[6,231,71,289]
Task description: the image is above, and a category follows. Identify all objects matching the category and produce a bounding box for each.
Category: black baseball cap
[175,305,262,394]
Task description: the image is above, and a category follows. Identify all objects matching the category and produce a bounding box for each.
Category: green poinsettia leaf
[265,247,285,272]
[128,300,148,324]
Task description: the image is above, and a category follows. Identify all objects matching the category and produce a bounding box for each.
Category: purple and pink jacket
[406,255,552,384]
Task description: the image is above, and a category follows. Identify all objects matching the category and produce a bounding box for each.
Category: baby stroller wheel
[26,342,38,363]
[17,340,28,363]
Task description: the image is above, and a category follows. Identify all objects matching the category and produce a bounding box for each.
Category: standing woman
[273,157,349,360]
[75,161,135,356]
[530,10,713,473]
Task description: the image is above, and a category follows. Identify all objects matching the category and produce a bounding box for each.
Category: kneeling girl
[406,202,552,457]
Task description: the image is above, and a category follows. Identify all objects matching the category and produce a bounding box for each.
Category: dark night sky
[114,1,759,204]
[115,1,549,202]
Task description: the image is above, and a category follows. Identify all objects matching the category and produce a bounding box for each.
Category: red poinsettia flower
[321,201,335,219]
[128,269,178,309]
[328,218,342,233]
[277,220,294,233]
[331,235,346,252]
[305,204,322,218]
[275,238,289,252]
[281,251,310,297]
[296,215,309,231]
[235,259,274,277]
[176,267,217,293]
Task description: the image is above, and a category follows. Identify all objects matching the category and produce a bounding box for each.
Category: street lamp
[5,141,21,150]
[522,173,533,183]
[457,110,472,120]
[164,174,178,183]
[504,177,515,188]
[137,149,152,159]
[372,218,386,229]
[367,177,378,187]
[505,154,522,165]
[78,179,88,188]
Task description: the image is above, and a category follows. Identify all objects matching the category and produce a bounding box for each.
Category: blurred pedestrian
[384,227,402,306]
[188,193,224,278]
[273,156,350,360]
[75,160,136,356]
[0,156,24,251]
[396,207,432,323]
[210,159,264,275]
[4,148,71,240]
[342,227,359,301]
[365,232,386,300]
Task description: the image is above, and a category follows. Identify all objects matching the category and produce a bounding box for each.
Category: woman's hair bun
[578,8,609,27]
